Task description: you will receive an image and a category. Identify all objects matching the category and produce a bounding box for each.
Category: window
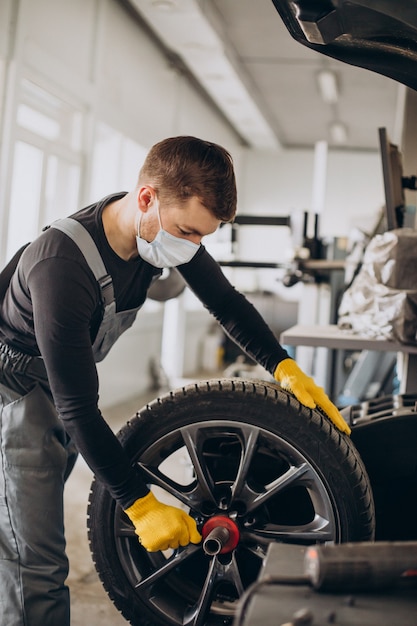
[5,78,83,259]
[89,121,147,200]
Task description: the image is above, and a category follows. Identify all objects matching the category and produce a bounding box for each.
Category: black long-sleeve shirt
[0,193,289,507]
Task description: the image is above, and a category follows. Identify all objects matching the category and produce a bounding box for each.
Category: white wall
[239,147,384,239]
[0,0,389,409]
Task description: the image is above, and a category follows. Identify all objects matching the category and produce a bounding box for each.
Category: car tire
[87,378,375,626]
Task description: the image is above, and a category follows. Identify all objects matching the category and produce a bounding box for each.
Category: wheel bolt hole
[201,502,217,516]
[244,516,256,527]
[233,501,246,516]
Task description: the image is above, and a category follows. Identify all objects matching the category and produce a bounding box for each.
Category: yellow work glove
[124,491,202,552]
[274,358,351,435]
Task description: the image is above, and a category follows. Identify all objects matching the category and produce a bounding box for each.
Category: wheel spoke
[184,553,244,626]
[115,514,136,537]
[137,460,195,507]
[134,544,200,590]
[183,556,217,626]
[244,462,311,513]
[243,513,335,543]
[180,424,218,506]
[230,425,260,500]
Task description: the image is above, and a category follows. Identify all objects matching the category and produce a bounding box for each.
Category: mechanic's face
[138,187,221,244]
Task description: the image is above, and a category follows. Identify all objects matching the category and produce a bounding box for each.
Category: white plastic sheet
[338,228,417,344]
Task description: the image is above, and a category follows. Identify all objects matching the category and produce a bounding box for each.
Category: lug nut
[201,515,240,555]
[203,526,230,555]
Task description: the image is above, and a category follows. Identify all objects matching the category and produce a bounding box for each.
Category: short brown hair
[137,136,237,222]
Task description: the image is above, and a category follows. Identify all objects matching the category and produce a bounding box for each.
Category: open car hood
[271,1,417,91]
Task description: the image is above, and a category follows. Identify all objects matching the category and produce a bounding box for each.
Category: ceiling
[126,0,406,152]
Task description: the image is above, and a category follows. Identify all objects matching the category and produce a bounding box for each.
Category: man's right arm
[28,254,150,507]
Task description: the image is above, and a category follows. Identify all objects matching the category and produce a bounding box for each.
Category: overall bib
[0,218,141,626]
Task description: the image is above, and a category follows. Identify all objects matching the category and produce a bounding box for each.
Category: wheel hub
[201,515,240,555]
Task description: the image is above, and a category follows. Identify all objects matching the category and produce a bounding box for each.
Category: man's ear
[137,185,155,212]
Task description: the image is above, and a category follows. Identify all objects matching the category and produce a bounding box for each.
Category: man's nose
[188,234,202,245]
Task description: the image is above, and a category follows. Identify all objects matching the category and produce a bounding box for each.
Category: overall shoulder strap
[50,218,114,305]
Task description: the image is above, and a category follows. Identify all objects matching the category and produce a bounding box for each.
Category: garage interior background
[0,0,416,409]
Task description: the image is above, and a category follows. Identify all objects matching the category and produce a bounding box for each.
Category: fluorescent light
[151,0,177,10]
[317,69,339,104]
[330,121,348,144]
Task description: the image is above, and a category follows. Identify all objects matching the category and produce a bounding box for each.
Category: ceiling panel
[210,0,402,150]
[127,0,404,151]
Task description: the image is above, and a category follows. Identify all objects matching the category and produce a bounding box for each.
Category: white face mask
[136,199,200,268]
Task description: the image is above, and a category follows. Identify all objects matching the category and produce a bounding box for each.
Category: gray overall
[0,219,140,626]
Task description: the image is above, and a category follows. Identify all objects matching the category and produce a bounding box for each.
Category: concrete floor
[64,391,156,626]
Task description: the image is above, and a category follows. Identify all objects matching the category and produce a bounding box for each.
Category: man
[0,135,350,625]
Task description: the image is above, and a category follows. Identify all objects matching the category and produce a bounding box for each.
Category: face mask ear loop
[155,198,163,231]
[136,190,142,238]
[136,213,141,239]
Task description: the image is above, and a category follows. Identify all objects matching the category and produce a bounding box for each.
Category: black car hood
[271,1,417,91]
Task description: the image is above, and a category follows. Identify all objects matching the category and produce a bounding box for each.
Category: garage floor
[64,390,157,626]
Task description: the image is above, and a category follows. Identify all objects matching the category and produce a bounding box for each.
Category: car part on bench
[87,379,374,626]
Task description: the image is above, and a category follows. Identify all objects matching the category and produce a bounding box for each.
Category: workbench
[280,324,417,394]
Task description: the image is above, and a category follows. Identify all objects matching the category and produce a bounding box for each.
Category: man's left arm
[179,249,350,435]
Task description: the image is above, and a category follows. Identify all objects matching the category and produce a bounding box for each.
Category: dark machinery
[234,391,417,625]
[234,541,417,626]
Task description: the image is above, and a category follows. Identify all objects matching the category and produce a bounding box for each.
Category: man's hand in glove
[274,358,351,435]
[124,491,202,552]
